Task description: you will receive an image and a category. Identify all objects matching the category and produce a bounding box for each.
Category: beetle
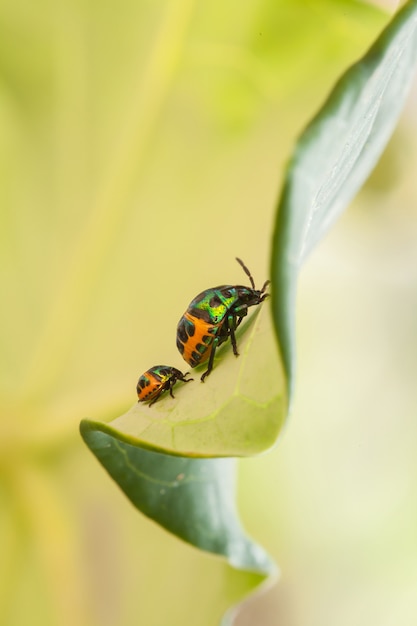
[136,365,193,407]
[176,258,269,381]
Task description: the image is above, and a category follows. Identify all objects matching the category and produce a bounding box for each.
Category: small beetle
[176,258,269,381]
[137,365,193,407]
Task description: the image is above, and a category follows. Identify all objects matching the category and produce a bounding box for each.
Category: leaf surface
[80,426,277,619]
[272,0,417,401]
[80,5,417,623]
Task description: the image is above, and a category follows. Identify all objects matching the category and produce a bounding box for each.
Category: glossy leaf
[78,4,417,625]
[0,1,400,625]
[80,426,278,619]
[271,0,417,402]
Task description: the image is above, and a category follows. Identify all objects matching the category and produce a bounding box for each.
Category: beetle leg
[232,303,249,318]
[234,304,254,333]
[227,314,239,356]
[148,386,165,407]
[217,331,228,347]
[168,377,176,399]
[201,337,219,382]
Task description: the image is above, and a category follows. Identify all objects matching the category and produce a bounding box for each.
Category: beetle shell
[176,286,237,367]
[137,365,192,406]
[176,259,269,381]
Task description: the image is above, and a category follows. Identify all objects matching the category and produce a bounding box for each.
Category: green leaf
[81,304,287,458]
[0,1,398,626]
[80,426,277,618]
[272,0,417,402]
[80,305,283,618]
[78,4,417,624]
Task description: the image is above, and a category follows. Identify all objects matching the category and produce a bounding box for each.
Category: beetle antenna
[235,257,255,290]
[261,279,270,294]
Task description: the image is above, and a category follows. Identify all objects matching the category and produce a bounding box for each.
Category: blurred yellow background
[1,1,416,625]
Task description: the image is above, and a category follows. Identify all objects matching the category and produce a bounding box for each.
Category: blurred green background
[1,0,417,625]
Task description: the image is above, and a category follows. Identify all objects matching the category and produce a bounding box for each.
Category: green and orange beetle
[176,258,269,381]
[137,365,193,407]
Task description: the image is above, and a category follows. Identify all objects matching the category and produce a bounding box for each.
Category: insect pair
[137,258,269,407]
